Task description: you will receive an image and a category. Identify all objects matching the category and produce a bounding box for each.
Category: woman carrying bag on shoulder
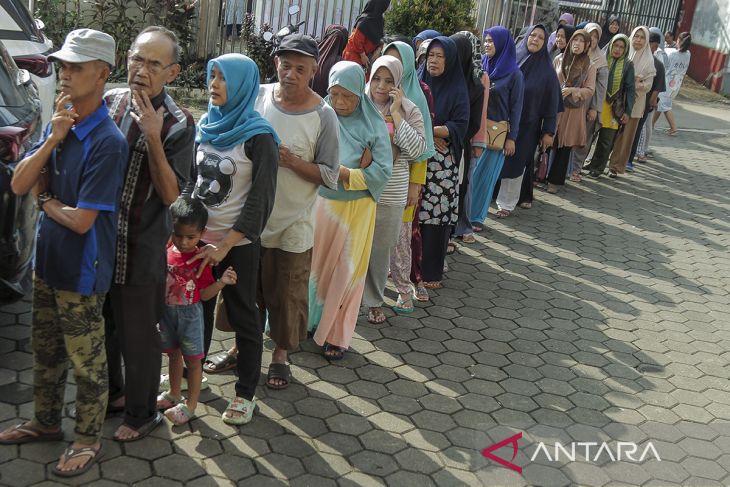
[469,26,524,231]
[546,29,596,193]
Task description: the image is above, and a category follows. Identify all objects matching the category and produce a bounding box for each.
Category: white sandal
[221,396,256,425]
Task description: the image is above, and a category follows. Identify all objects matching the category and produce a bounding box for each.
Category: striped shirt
[378,119,427,207]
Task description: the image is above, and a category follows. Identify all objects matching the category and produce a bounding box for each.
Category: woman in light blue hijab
[193,53,279,425]
[308,61,392,361]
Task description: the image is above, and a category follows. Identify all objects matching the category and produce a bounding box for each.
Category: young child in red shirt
[156,197,237,425]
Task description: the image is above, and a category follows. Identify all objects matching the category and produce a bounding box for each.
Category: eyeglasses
[128,54,176,75]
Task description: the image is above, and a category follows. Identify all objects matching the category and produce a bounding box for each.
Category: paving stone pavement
[0,99,729,486]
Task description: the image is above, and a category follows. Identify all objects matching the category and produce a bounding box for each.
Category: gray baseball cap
[48,29,116,66]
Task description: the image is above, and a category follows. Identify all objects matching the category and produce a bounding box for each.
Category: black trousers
[105,281,164,428]
[547,147,572,185]
[219,242,263,401]
[518,154,536,205]
[585,127,618,173]
[421,224,452,282]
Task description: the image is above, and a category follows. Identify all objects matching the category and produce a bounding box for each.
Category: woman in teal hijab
[193,53,279,425]
[308,61,392,360]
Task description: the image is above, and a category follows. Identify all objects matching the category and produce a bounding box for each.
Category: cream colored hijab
[629,26,657,80]
[585,23,608,70]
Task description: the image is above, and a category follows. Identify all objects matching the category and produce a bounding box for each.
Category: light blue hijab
[321,61,392,202]
[197,53,280,149]
[383,40,435,160]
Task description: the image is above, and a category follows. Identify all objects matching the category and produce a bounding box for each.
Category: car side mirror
[263,31,274,42]
[34,19,45,31]
[288,5,300,15]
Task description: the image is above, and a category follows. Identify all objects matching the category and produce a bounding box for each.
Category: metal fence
[557,0,683,34]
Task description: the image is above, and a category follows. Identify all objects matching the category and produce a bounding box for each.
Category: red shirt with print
[165,243,215,306]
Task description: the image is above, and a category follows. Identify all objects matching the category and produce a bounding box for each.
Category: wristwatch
[37,191,54,211]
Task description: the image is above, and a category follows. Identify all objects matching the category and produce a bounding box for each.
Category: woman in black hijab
[342,0,391,69]
[599,15,621,48]
[450,32,485,245]
[312,25,349,97]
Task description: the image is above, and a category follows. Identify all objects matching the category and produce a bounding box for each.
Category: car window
[0,44,25,107]
[0,0,41,42]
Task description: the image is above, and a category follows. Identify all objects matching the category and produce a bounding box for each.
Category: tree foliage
[385,0,476,38]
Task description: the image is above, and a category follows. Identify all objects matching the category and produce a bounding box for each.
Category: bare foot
[55,441,101,473]
[113,424,140,441]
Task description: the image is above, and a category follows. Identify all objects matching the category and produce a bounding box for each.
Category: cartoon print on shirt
[194,150,237,207]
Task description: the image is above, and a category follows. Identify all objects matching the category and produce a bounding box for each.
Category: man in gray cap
[0,29,127,477]
[250,34,339,398]
[103,26,195,441]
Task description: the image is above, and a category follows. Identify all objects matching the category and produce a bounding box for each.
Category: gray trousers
[362,203,405,307]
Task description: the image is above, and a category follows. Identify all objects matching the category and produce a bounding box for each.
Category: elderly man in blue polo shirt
[0,29,127,477]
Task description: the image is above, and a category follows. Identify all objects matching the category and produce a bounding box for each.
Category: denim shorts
[159,302,204,360]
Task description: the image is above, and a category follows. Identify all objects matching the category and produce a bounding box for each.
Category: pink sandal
[164,403,194,425]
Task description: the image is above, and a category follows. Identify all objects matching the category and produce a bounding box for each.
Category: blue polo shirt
[32,101,128,296]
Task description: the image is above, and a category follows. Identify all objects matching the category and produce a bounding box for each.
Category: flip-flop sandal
[367,307,387,324]
[393,295,415,314]
[446,241,457,255]
[460,234,476,244]
[471,224,484,233]
[323,343,346,361]
[0,423,64,445]
[156,391,181,410]
[52,443,103,478]
[518,202,532,209]
[203,351,237,374]
[496,209,511,218]
[414,285,429,302]
[114,411,164,443]
[266,363,292,390]
[164,403,195,426]
[222,396,256,425]
[423,281,442,289]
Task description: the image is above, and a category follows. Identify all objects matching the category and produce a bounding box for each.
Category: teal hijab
[383,40,435,160]
[197,53,280,149]
[321,61,392,202]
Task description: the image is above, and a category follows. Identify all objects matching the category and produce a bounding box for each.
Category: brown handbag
[485,119,510,150]
[214,293,233,332]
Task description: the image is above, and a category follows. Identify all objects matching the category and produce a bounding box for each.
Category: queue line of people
[0,4,693,476]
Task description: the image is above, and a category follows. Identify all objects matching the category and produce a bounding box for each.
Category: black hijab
[419,36,470,163]
[354,0,391,43]
[516,24,562,124]
[312,25,349,97]
[599,15,620,48]
[451,32,484,142]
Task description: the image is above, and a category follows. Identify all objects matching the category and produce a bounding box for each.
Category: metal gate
[557,0,683,34]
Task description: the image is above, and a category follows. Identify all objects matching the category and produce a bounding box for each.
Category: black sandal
[203,351,237,374]
[323,343,346,361]
[113,411,163,443]
[266,363,292,390]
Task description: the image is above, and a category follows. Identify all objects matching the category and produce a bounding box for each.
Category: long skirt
[470,149,505,226]
[496,169,524,211]
[308,196,376,349]
[421,224,452,282]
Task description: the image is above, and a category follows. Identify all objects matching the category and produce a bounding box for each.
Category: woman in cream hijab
[362,54,427,321]
[607,26,655,177]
